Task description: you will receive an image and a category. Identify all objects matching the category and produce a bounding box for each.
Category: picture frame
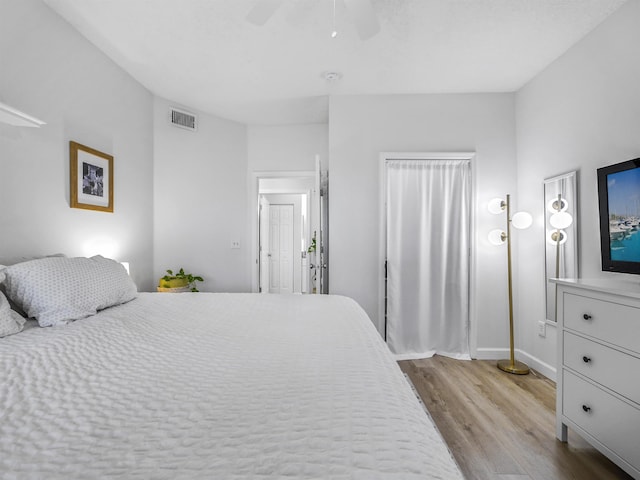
[70,141,113,213]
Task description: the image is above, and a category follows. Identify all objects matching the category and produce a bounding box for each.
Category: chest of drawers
[554,279,640,479]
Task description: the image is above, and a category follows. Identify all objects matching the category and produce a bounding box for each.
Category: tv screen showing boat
[598,158,640,274]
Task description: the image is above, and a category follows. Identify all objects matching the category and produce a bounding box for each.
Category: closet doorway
[380,152,475,360]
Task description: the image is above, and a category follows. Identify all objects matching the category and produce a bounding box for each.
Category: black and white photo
[70,141,113,212]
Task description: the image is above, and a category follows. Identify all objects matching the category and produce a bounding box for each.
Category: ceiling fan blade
[344,0,380,40]
[284,1,312,27]
[246,0,285,26]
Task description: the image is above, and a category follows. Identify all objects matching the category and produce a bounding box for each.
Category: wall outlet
[537,320,546,338]
[231,241,240,249]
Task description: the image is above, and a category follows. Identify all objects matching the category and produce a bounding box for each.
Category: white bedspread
[0,293,462,479]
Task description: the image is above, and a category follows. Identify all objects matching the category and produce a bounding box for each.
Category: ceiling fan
[246,0,380,40]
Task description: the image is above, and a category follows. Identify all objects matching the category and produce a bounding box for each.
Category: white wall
[153,97,250,292]
[260,177,314,193]
[248,124,328,172]
[0,0,154,290]
[515,0,640,378]
[329,94,518,356]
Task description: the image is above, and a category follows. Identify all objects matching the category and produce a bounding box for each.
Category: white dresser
[554,279,640,479]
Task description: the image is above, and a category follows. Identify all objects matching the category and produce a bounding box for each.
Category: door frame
[258,195,271,293]
[378,152,477,357]
[250,170,315,293]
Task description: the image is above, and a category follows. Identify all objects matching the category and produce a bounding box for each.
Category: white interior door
[269,204,294,294]
[259,196,270,293]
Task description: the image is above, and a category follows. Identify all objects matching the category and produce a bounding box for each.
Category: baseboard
[393,351,472,362]
[474,348,557,382]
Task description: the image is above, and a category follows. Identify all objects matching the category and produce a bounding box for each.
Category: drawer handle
[582,405,591,413]
[583,314,592,320]
[582,356,591,363]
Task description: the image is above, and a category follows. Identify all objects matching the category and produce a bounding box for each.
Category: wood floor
[399,356,633,480]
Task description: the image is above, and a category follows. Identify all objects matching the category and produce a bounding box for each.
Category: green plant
[307,232,317,253]
[161,268,203,292]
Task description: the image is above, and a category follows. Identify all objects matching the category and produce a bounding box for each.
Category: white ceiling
[43,0,626,126]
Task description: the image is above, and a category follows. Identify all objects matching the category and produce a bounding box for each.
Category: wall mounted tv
[598,157,640,274]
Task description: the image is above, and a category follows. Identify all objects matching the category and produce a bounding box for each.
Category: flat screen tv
[598,158,640,274]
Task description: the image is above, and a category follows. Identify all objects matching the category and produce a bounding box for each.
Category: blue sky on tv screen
[608,168,640,217]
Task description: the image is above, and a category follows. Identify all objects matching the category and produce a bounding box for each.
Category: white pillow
[0,291,26,337]
[1,255,66,317]
[2,255,137,327]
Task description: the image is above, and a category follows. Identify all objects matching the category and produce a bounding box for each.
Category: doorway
[251,162,328,294]
[253,174,313,294]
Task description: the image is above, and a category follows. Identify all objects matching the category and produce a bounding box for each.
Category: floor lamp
[547,194,573,322]
[547,194,573,278]
[488,194,532,375]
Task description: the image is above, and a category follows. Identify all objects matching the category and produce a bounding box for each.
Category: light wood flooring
[399,356,633,480]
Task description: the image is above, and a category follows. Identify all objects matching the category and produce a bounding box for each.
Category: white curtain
[386,159,471,360]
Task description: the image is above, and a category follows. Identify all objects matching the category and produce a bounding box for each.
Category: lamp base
[497,359,530,375]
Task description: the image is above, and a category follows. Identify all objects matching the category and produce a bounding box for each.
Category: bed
[0,256,463,479]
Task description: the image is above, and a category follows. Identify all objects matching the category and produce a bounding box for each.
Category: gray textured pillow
[2,256,137,327]
[0,290,25,337]
[0,264,27,318]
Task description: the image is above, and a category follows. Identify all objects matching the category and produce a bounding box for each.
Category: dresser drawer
[563,370,640,470]
[564,332,640,403]
[563,293,640,354]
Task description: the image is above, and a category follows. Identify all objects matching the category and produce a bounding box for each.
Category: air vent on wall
[169,107,197,131]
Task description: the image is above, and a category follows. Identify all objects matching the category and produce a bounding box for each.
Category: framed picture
[70,141,113,212]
